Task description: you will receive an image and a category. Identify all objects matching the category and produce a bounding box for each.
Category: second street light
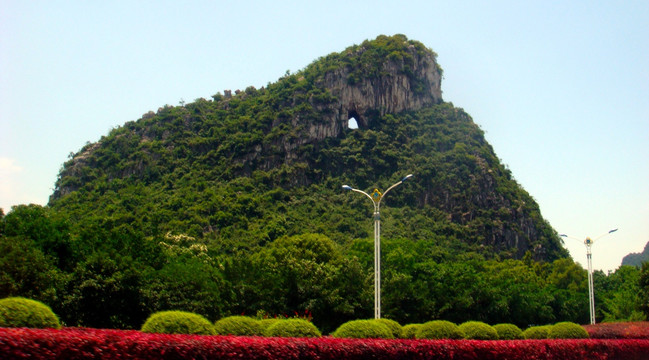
[560,228,618,325]
[342,174,413,319]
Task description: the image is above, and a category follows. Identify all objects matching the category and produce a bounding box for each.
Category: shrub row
[331,319,587,340]
[0,297,589,341]
[2,328,649,360]
[142,312,321,338]
[522,322,589,339]
[7,297,640,341]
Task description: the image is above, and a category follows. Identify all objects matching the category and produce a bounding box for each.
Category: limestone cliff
[316,41,442,130]
[243,34,443,174]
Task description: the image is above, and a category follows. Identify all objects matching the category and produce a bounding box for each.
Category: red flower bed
[585,322,649,339]
[1,328,649,359]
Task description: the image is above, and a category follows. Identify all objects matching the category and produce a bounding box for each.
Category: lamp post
[342,174,413,319]
[560,228,618,324]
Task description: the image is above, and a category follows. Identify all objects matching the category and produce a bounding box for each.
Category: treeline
[1,204,647,333]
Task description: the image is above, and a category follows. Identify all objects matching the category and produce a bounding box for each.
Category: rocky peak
[320,40,443,129]
[281,35,443,158]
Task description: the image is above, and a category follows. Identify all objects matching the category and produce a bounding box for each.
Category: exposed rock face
[319,45,442,130]
[278,42,443,169]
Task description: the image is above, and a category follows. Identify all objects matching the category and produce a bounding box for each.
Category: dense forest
[1,35,647,332]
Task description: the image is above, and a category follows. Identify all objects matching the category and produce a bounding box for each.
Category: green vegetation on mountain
[49,61,562,259]
[0,35,646,331]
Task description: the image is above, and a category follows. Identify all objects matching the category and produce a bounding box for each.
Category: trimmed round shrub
[0,297,61,329]
[523,325,551,339]
[548,321,589,339]
[493,323,524,340]
[416,320,464,340]
[141,311,215,335]
[373,318,403,339]
[263,318,321,338]
[332,319,393,339]
[214,316,261,336]
[258,318,281,332]
[402,324,422,339]
[459,321,498,340]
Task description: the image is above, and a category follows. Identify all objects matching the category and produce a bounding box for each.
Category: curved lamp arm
[560,228,618,247]
[342,185,374,203]
[378,174,413,207]
[343,174,413,207]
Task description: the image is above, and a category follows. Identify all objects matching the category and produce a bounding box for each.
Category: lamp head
[342,185,352,191]
[402,174,414,182]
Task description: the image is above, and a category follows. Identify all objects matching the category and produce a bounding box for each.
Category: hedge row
[584,322,649,339]
[1,328,648,360]
[141,312,321,338]
[4,297,647,341]
[141,313,586,340]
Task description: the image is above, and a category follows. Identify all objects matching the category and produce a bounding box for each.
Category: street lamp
[560,228,618,324]
[342,174,414,319]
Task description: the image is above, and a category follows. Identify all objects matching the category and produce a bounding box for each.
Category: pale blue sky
[1,1,647,272]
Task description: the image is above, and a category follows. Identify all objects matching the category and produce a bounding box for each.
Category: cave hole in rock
[347,110,362,129]
[348,117,358,129]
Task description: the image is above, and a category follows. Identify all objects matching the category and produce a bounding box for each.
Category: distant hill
[49,34,567,262]
[622,241,649,267]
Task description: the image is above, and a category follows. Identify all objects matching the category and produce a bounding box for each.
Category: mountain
[49,34,567,262]
[622,241,649,267]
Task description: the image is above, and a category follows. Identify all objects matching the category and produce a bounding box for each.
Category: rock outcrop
[268,36,443,171]
[318,43,442,130]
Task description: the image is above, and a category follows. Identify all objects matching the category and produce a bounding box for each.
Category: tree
[241,234,368,333]
[61,252,146,329]
[0,208,5,235]
[545,258,589,324]
[2,205,73,270]
[483,260,555,327]
[640,262,649,319]
[0,235,63,304]
[142,257,225,322]
[547,258,587,292]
